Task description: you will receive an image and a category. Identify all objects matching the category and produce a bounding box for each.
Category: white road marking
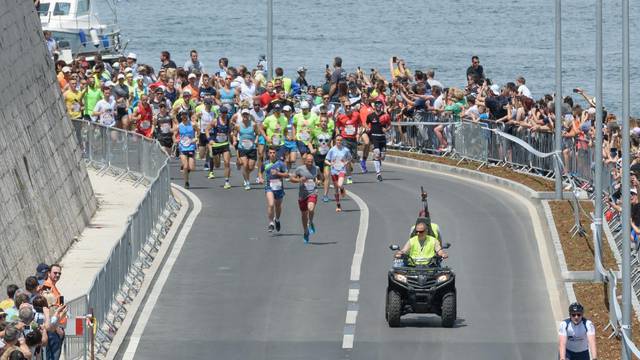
[386,161,564,324]
[342,189,369,349]
[121,185,202,360]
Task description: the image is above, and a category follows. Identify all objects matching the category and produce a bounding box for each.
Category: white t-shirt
[239,82,256,105]
[433,95,445,110]
[93,98,116,126]
[465,104,479,118]
[518,84,533,99]
[558,319,595,353]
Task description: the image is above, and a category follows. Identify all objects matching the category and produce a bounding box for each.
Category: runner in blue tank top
[234,108,259,190]
[177,110,198,189]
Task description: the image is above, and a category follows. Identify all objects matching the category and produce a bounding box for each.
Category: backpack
[564,318,588,333]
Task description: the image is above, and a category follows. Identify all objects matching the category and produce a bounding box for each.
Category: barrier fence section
[388,112,640,355]
[66,120,179,359]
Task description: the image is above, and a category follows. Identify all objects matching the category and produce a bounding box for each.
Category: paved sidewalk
[58,169,146,300]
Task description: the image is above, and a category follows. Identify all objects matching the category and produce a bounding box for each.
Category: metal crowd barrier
[66,120,180,359]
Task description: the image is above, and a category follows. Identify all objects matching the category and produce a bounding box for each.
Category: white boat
[39,0,125,62]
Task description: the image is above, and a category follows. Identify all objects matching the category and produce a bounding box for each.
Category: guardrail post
[593,0,604,282]
[554,0,563,199]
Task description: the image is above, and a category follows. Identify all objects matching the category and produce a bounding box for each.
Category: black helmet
[569,302,584,314]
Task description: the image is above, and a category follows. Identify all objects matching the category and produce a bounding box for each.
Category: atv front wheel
[441,291,456,328]
[386,290,402,327]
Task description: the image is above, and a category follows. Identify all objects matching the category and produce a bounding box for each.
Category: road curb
[104,186,191,360]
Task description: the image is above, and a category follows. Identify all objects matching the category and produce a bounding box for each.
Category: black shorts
[198,133,208,147]
[314,153,327,170]
[298,141,311,155]
[343,138,358,160]
[372,136,386,152]
[238,148,257,160]
[180,150,195,158]
[158,137,173,148]
[211,145,229,156]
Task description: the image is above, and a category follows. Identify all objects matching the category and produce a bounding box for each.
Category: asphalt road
[123,158,557,359]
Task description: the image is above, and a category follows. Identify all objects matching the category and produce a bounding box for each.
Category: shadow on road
[397,316,467,329]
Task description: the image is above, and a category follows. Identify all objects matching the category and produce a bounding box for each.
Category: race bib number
[271,135,281,146]
[286,127,294,140]
[160,123,171,134]
[216,133,228,143]
[241,139,254,150]
[269,178,282,190]
[180,137,192,147]
[100,112,114,126]
[333,160,345,171]
[304,179,316,191]
[72,102,81,112]
[345,125,356,135]
[319,144,329,155]
[299,132,310,142]
[140,120,151,129]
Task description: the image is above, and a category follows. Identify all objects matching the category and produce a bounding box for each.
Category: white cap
[127,52,137,60]
[283,105,292,112]
[587,107,596,114]
[490,84,500,95]
[61,66,71,73]
[300,101,310,109]
[124,67,132,73]
[112,62,120,69]
[104,81,115,87]
[188,73,197,79]
[117,74,125,80]
[241,108,250,115]
[182,89,192,96]
[135,75,143,81]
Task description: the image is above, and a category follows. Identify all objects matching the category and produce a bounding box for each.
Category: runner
[92,86,116,127]
[177,110,198,189]
[250,102,266,184]
[366,99,392,181]
[293,101,318,156]
[336,101,360,185]
[194,98,217,177]
[208,105,232,189]
[263,146,289,232]
[154,103,176,155]
[63,78,83,120]
[235,108,259,190]
[290,153,321,243]
[325,135,352,212]
[281,105,298,168]
[312,115,335,202]
[358,90,374,173]
[262,103,287,160]
[131,94,154,138]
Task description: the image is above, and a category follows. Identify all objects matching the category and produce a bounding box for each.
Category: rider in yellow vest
[395,222,448,265]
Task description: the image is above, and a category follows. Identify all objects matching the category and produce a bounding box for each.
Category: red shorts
[298,194,318,211]
[331,173,346,182]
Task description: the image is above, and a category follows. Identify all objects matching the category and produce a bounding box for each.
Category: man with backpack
[558,302,597,360]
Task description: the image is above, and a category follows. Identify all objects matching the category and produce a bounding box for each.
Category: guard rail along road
[387,110,640,356]
[63,120,179,359]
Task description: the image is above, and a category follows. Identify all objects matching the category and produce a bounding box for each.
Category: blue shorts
[265,188,284,199]
[297,141,310,154]
[284,140,298,152]
[258,135,266,145]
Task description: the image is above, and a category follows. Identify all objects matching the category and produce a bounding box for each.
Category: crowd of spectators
[0,264,67,359]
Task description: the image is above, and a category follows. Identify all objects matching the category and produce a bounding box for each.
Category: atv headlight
[394,273,407,283]
[436,274,449,283]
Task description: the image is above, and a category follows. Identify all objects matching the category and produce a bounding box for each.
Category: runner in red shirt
[336,101,360,184]
[132,94,154,138]
[259,81,275,108]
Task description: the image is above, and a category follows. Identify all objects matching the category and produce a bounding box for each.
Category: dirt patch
[549,201,618,271]
[387,150,554,191]
[574,283,640,360]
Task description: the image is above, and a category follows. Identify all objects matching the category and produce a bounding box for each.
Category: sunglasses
[415,230,425,234]
[570,313,582,318]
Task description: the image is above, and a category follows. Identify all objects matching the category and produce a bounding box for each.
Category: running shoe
[185,181,190,189]
[244,181,251,191]
[336,204,342,213]
[303,232,310,244]
[309,222,316,234]
[275,219,281,232]
[208,171,215,179]
[224,182,231,189]
[346,177,353,185]
[377,173,383,182]
[204,164,210,171]
[268,222,275,232]
[322,195,330,203]
[360,160,368,174]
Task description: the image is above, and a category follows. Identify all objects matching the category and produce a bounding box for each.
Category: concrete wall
[0,0,96,288]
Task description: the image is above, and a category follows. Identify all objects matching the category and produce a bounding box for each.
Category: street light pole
[621,0,632,357]
[267,0,273,81]
[593,0,604,282]
[554,0,563,199]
